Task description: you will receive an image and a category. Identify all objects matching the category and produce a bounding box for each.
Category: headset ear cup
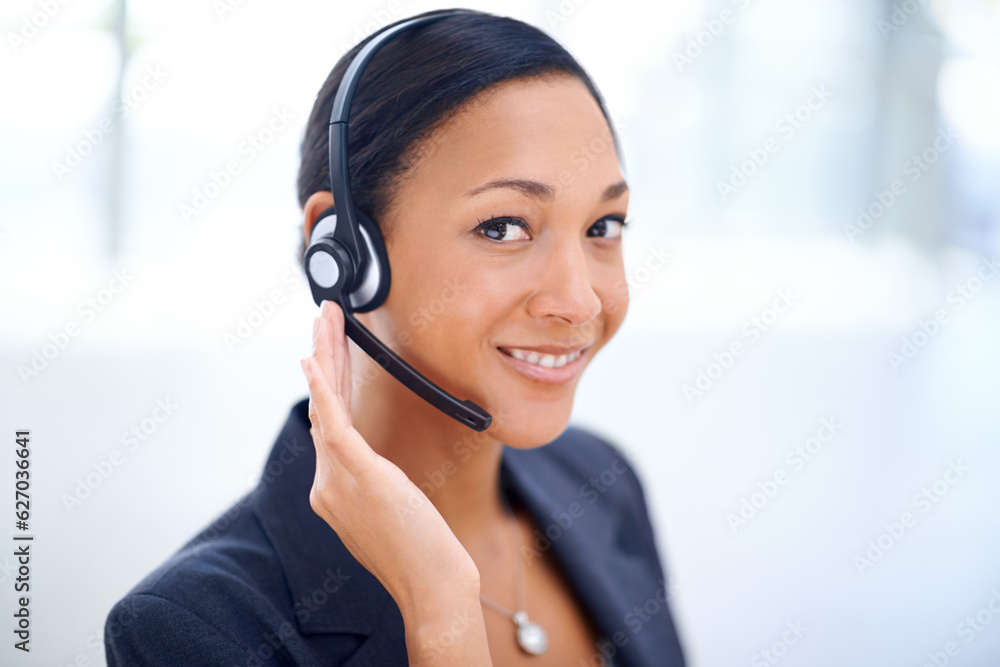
[350,208,391,312]
[304,207,346,307]
[308,206,337,244]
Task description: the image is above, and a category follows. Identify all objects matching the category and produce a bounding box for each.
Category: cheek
[424,271,512,351]
[593,259,629,343]
[603,276,629,337]
[391,256,516,364]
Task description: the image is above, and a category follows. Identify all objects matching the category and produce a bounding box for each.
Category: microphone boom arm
[336,299,493,432]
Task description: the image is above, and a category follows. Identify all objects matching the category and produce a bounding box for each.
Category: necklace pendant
[513,611,548,655]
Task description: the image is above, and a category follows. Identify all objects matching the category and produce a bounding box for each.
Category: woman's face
[358,74,629,446]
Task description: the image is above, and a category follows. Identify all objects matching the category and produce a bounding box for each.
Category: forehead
[397,74,621,203]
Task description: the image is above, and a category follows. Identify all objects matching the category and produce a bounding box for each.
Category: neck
[348,345,510,554]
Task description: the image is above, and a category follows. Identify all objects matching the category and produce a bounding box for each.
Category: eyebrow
[463,178,628,202]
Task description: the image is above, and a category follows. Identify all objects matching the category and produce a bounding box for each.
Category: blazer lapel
[501,436,685,667]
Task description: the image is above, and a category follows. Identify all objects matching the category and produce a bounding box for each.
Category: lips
[496,345,590,385]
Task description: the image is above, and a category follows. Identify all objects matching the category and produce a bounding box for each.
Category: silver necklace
[479,489,549,656]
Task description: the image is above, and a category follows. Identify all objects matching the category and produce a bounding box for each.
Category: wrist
[395,572,481,622]
[402,593,489,666]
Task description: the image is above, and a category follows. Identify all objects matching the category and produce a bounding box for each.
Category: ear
[302,191,335,241]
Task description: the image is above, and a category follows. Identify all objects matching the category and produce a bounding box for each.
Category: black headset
[303,11,492,432]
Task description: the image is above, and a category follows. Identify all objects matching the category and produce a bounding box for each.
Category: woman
[105,9,686,666]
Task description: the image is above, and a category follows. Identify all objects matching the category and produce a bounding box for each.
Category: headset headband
[326,11,467,277]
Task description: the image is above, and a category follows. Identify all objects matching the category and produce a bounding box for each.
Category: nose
[525,237,603,327]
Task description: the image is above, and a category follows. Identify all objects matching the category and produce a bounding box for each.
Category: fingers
[313,302,339,404]
[302,355,349,440]
[315,301,353,412]
[325,301,353,413]
[302,302,373,473]
[302,355,375,472]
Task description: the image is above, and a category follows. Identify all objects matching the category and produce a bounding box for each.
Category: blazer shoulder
[105,592,250,665]
[105,509,297,661]
[129,508,287,609]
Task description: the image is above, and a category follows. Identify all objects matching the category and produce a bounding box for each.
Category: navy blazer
[105,398,686,666]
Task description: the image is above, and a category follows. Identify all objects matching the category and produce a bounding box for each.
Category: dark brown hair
[296,8,614,265]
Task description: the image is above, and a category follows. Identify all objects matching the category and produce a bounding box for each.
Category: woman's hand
[300,300,491,665]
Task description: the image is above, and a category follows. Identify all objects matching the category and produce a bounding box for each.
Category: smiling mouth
[497,346,586,369]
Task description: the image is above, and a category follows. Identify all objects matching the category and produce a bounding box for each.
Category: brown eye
[587,216,627,239]
[476,217,530,242]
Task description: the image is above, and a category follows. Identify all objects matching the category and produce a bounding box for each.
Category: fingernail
[300,358,312,382]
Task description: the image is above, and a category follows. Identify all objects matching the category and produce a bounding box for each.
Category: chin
[485,400,574,449]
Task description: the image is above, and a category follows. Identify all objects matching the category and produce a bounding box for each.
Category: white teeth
[505,348,583,369]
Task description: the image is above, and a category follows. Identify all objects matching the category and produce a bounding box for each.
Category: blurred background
[2,0,999,664]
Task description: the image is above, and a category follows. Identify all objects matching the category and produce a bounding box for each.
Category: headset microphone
[304,11,492,432]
